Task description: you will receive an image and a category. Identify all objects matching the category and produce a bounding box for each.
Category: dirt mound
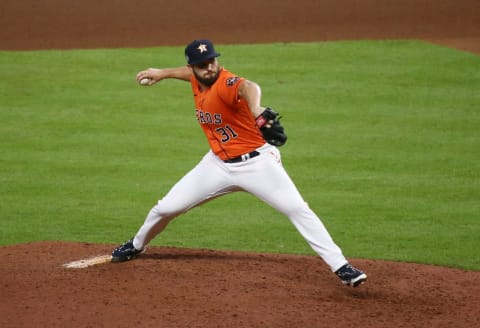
[1,242,479,327]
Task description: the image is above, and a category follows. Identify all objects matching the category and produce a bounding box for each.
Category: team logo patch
[226,76,240,86]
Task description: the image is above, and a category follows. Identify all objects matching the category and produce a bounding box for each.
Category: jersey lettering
[205,112,213,124]
[196,110,223,125]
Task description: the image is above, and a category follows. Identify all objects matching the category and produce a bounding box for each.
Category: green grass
[1,41,479,270]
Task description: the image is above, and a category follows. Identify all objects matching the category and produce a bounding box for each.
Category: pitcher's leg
[283,204,347,272]
[134,152,234,249]
[238,148,347,272]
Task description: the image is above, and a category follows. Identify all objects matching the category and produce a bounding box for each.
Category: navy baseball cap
[185,39,221,65]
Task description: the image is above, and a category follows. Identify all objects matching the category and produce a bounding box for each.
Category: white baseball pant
[133,143,348,272]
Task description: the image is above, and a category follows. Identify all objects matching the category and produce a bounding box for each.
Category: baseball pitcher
[111,39,367,287]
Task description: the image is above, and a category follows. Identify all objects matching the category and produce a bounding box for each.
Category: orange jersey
[190,68,266,160]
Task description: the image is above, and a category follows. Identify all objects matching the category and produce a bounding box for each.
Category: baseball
[139,78,150,86]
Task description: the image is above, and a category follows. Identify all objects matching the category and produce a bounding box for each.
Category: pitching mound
[1,242,479,327]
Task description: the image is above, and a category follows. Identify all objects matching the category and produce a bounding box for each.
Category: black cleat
[335,263,367,287]
[111,238,144,263]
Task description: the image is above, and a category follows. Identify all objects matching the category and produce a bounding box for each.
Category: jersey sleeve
[218,72,245,108]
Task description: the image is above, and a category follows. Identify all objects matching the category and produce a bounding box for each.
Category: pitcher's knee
[149,200,184,219]
[281,202,313,218]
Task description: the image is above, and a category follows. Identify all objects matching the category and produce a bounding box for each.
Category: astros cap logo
[185,39,221,65]
[197,44,208,53]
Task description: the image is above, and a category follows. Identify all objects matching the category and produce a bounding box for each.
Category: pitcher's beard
[194,71,219,87]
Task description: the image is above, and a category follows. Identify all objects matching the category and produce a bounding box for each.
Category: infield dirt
[1,1,479,327]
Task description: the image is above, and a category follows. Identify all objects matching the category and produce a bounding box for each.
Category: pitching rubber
[61,255,112,269]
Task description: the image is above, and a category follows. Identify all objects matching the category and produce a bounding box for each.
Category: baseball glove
[255,107,287,146]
